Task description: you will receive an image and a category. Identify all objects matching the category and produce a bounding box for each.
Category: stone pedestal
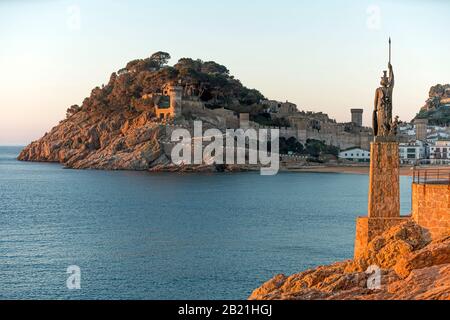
[354,216,410,259]
[368,141,400,218]
[354,140,403,259]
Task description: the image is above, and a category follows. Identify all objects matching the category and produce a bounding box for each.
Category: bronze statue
[373,63,394,137]
[373,38,398,138]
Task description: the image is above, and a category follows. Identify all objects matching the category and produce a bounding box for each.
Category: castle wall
[277,114,373,149]
[239,113,250,129]
[182,100,205,110]
[212,108,239,129]
[412,183,450,240]
[299,130,371,150]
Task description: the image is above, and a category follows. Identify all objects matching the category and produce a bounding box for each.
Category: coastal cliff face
[250,222,450,300]
[18,110,168,170]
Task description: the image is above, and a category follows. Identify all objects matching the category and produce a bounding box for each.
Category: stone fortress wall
[250,115,372,151]
[141,84,373,151]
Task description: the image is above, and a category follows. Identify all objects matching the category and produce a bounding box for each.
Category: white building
[427,132,450,144]
[430,140,450,164]
[399,123,416,137]
[339,148,370,163]
[399,140,429,164]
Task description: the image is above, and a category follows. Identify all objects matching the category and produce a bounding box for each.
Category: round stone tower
[169,85,183,116]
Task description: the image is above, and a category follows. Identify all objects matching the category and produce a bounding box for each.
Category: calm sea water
[0,146,412,300]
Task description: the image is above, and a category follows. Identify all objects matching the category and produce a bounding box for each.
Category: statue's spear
[389,37,392,65]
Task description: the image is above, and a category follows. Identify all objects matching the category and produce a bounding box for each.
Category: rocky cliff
[18,52,264,170]
[415,84,450,126]
[18,110,167,170]
[249,221,450,300]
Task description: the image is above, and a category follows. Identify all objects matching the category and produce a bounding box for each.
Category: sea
[0,146,412,300]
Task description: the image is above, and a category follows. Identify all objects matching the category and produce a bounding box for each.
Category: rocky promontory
[18,52,264,171]
[415,84,450,126]
[19,110,165,170]
[250,221,450,300]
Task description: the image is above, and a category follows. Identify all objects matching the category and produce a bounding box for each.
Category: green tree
[279,137,304,154]
[149,51,171,68]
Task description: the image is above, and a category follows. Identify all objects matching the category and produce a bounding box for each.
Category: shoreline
[11,158,445,177]
[284,165,415,176]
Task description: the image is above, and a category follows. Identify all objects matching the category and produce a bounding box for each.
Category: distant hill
[415,84,450,125]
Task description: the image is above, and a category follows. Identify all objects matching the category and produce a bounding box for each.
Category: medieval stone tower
[351,109,364,127]
[169,85,183,116]
[156,83,183,120]
[415,119,428,141]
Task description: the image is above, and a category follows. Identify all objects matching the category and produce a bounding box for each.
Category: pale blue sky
[1,0,449,144]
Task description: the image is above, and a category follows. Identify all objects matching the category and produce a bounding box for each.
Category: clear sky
[1,0,449,145]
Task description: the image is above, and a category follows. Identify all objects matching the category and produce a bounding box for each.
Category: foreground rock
[249,222,450,300]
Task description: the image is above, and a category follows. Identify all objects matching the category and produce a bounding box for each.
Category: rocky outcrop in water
[18,52,264,171]
[249,222,450,300]
[18,110,167,170]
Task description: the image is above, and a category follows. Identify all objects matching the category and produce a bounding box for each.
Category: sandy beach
[286,166,416,176]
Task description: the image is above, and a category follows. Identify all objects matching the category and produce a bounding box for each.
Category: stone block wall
[368,142,400,218]
[412,183,450,240]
